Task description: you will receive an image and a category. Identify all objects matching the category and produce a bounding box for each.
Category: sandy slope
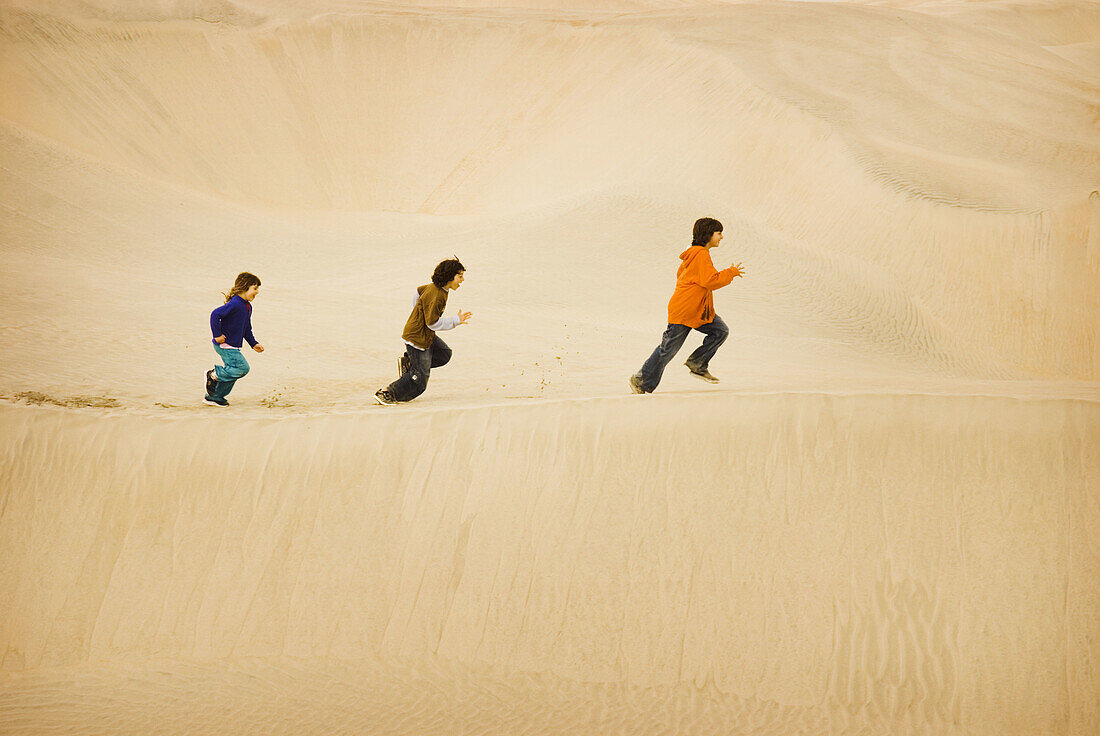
[1,0,1098,733]
[1,0,1098,399]
[2,394,1098,734]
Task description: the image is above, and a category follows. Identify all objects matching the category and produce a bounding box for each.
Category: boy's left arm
[424,291,448,328]
[693,251,735,290]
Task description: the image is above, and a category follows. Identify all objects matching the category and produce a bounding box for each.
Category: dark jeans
[386,337,452,402]
[635,316,729,392]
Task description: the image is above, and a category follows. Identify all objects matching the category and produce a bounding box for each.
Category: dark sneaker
[628,375,649,394]
[374,389,398,406]
[203,396,229,406]
[685,362,719,383]
[205,369,218,396]
[398,354,410,377]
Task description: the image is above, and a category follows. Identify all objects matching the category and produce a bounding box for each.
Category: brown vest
[401,283,448,349]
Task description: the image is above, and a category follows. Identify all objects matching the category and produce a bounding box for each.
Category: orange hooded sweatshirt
[666,246,736,328]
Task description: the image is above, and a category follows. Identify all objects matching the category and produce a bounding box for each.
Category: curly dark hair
[691,218,723,247]
[431,257,465,287]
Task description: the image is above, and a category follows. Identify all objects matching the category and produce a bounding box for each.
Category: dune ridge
[3,3,1096,212]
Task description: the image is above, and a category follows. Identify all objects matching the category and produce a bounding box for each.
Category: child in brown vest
[375,258,472,405]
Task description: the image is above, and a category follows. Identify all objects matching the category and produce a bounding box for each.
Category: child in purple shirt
[205,272,265,406]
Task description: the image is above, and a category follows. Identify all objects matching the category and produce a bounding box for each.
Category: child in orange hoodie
[630,218,744,393]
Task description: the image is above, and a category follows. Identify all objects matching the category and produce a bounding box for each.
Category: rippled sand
[1,1,1098,734]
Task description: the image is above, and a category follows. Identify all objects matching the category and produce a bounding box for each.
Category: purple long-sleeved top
[209,295,257,348]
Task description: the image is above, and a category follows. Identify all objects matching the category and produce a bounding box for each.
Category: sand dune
[1,0,1098,733]
[2,0,1097,394]
[2,394,1098,733]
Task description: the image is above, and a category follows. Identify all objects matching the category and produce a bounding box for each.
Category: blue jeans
[385,337,452,402]
[635,315,729,392]
[209,344,250,400]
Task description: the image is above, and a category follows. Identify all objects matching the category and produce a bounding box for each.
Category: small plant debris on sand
[13,391,121,408]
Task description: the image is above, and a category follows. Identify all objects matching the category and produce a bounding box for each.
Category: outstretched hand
[730,262,745,278]
[458,310,473,325]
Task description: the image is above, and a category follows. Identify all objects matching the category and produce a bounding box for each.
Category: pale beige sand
[2,395,1098,734]
[1,0,1098,734]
